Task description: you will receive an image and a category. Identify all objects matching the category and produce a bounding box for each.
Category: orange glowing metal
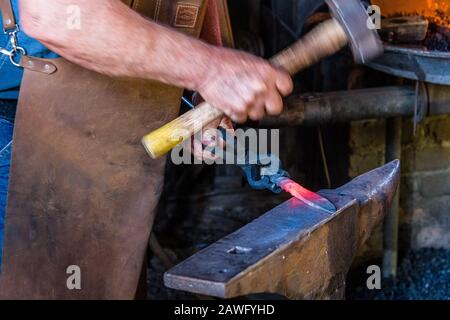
[277,178,336,213]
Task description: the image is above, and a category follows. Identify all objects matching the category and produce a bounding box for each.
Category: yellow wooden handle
[142,19,348,159]
[142,102,224,159]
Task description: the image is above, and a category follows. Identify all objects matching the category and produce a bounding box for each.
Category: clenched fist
[197,47,293,123]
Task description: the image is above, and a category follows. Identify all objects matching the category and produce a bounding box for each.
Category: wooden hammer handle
[142,19,348,159]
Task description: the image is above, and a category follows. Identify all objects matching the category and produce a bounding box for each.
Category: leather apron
[0,0,208,299]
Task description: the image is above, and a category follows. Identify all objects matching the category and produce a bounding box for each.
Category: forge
[370,0,450,84]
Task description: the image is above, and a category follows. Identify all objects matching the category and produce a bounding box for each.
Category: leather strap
[125,0,208,37]
[0,0,58,74]
[0,0,15,32]
[19,55,57,74]
[200,0,234,47]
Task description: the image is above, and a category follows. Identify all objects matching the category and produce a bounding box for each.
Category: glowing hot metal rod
[217,127,336,213]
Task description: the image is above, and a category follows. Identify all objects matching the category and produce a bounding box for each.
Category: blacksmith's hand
[190,93,234,161]
[197,47,293,123]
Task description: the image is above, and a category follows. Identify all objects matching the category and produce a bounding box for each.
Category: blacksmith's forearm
[19,0,211,90]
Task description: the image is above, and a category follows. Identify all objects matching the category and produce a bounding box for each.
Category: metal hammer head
[325,0,383,64]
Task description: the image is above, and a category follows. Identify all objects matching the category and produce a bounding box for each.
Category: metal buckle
[0,24,26,67]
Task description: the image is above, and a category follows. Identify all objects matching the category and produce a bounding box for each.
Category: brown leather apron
[0,0,209,299]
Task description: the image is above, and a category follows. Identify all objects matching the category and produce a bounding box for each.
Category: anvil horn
[164,161,401,299]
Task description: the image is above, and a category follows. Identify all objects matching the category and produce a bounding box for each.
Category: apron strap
[0,0,57,74]
[0,0,16,32]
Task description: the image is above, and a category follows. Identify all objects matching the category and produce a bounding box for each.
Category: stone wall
[349,115,450,252]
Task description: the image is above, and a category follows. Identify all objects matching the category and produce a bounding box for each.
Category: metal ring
[9,46,26,67]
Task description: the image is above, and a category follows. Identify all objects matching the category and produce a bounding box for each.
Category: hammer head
[325,0,383,64]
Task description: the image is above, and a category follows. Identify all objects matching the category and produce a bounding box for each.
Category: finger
[219,116,234,131]
[219,117,235,141]
[192,138,205,161]
[248,95,266,121]
[216,117,234,150]
[200,138,220,161]
[229,111,248,124]
[223,98,247,123]
[204,127,225,150]
[275,70,294,96]
[264,89,284,116]
[193,138,219,162]
[204,136,225,152]
[214,134,226,150]
[202,128,219,146]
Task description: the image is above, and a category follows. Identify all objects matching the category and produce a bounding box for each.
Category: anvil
[164,161,400,299]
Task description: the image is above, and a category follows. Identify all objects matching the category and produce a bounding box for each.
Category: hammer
[142,0,383,159]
